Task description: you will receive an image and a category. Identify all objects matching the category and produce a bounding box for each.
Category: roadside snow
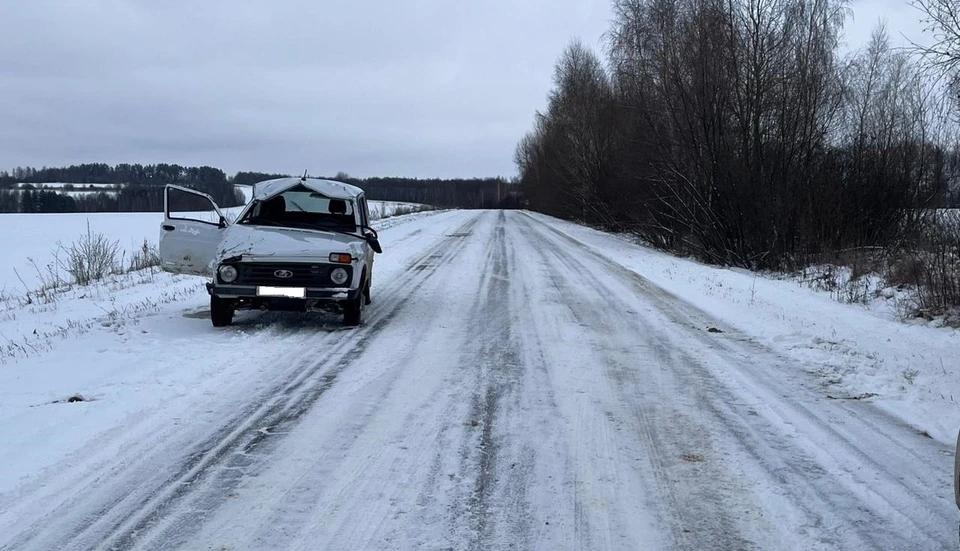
[1,213,170,292]
[525,212,960,444]
[0,209,442,496]
[0,201,424,293]
[368,201,427,219]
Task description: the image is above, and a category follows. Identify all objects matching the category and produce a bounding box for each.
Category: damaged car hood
[252,177,364,202]
[216,224,366,263]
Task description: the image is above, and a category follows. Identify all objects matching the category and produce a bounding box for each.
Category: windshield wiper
[315,223,380,243]
[307,223,361,237]
[244,219,285,227]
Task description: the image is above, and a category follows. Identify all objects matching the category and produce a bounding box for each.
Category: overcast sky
[0,0,932,179]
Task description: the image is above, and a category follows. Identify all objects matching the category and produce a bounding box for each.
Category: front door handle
[162,224,175,231]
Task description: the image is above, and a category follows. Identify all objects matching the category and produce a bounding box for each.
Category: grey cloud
[0,0,929,178]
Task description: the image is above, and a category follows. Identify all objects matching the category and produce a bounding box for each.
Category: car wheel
[343,277,365,327]
[343,295,363,326]
[210,295,234,327]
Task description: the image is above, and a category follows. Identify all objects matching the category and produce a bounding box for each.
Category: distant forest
[0,164,520,213]
[326,172,521,210]
[0,164,245,214]
[239,171,522,209]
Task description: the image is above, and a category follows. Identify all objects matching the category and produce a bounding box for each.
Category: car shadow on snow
[182,309,352,332]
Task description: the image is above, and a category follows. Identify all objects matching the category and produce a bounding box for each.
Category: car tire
[364,279,372,305]
[343,276,366,327]
[343,296,363,326]
[210,295,234,327]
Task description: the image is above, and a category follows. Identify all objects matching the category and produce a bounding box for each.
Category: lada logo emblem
[274,269,294,279]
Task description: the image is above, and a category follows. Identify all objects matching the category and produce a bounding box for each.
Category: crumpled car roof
[253,177,364,201]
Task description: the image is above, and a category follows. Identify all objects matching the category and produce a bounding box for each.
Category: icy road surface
[0,210,955,550]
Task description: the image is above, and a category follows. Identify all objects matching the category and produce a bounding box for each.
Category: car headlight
[330,267,349,285]
[218,265,238,283]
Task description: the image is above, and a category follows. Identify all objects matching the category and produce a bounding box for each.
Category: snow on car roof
[252,178,365,201]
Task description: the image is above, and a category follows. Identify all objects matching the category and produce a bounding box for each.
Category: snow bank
[368,201,430,220]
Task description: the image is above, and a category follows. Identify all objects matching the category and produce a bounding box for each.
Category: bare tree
[518,0,951,276]
[912,0,960,70]
[912,0,960,114]
[516,41,621,225]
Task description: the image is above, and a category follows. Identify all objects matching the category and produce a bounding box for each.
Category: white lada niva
[159,177,382,327]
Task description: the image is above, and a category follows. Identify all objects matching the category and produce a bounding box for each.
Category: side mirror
[218,216,228,229]
[362,229,382,254]
[366,235,383,254]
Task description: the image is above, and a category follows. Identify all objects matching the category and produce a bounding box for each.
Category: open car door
[159,185,227,276]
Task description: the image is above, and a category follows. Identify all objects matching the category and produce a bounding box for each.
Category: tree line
[211,171,520,209]
[183,170,521,209]
[516,0,960,269]
[0,163,244,213]
[0,165,520,213]
[326,173,521,209]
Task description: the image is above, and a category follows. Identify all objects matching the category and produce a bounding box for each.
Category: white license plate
[257,286,306,298]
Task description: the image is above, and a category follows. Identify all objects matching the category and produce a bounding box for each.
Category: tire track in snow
[369,211,575,551]
[457,210,533,550]
[110,214,484,551]
[1,213,481,551]
[0,325,352,551]
[0,315,345,537]
[218,213,497,550]
[514,213,756,550]
[329,210,566,551]
[522,212,956,549]
[522,213,872,548]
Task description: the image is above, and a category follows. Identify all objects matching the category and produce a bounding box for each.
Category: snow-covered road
[0,210,955,550]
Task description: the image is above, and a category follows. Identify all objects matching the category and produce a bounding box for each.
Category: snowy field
[1,212,178,293]
[0,200,426,293]
[0,210,957,549]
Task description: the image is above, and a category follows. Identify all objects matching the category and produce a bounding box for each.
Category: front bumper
[205,282,361,302]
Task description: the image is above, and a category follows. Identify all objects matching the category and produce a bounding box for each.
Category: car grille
[231,263,352,287]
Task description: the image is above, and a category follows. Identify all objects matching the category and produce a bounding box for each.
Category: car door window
[166,186,223,225]
[360,197,371,226]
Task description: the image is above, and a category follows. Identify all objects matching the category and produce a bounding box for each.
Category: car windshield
[240,188,357,232]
